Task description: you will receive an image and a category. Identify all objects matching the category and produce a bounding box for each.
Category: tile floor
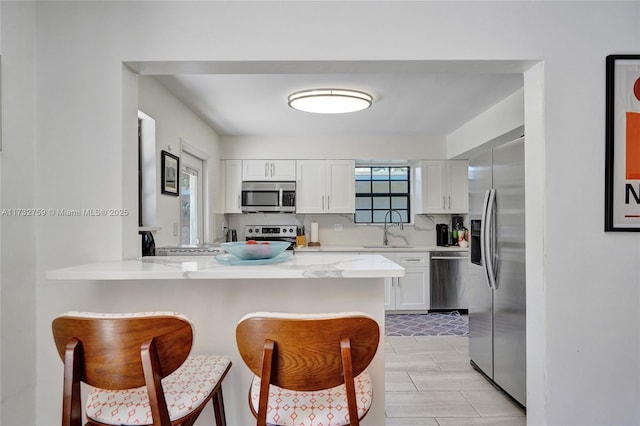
[385,335,526,425]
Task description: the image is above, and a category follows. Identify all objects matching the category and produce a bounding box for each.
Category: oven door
[246,236,296,250]
[242,190,280,212]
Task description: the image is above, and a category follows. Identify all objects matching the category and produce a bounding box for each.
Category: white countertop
[294,245,468,253]
[46,253,405,281]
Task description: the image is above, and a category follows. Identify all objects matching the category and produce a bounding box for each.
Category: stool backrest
[52,311,193,390]
[236,312,380,391]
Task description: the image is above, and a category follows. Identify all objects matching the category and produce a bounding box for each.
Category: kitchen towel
[310,222,319,243]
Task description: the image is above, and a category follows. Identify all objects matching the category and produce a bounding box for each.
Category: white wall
[447,87,525,159]
[1,3,36,425]
[138,76,222,246]
[220,135,447,160]
[0,2,638,425]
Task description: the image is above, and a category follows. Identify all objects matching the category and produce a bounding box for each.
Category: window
[355,166,410,223]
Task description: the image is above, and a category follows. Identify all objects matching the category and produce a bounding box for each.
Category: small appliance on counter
[139,230,156,256]
[436,223,449,247]
[226,228,238,242]
[450,215,465,247]
[452,215,464,230]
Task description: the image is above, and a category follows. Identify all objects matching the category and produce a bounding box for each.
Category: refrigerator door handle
[485,188,498,290]
[481,188,497,290]
[480,189,491,289]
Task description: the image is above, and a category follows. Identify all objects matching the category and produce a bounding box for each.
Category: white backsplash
[224,213,466,246]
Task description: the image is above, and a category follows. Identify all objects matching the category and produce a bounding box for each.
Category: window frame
[354,165,411,224]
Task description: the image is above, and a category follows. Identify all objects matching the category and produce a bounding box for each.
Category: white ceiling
[144,60,529,138]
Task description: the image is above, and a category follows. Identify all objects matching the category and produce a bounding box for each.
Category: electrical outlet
[334,224,343,232]
[173,222,178,236]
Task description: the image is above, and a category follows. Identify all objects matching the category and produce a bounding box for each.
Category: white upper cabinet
[242,160,296,181]
[296,160,355,214]
[224,160,242,213]
[414,160,468,214]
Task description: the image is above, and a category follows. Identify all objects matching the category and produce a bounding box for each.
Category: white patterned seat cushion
[85,354,231,426]
[250,370,373,426]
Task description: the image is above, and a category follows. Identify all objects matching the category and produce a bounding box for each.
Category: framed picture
[605,55,640,231]
[161,150,179,196]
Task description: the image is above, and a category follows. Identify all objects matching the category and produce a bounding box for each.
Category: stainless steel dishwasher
[430,251,469,312]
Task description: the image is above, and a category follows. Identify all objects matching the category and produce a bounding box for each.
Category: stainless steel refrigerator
[468,137,526,407]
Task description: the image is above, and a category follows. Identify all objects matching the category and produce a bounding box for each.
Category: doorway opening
[180,149,204,245]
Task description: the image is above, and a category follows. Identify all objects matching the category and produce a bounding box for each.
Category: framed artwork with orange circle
[605,54,640,231]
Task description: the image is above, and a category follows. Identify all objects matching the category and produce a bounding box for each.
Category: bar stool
[236,312,380,426]
[52,311,231,426]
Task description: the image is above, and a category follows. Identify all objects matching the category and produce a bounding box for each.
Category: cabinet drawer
[397,255,427,267]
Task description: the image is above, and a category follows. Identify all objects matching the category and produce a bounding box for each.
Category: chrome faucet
[383,209,404,246]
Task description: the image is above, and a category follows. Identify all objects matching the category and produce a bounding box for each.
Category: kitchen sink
[361,245,413,249]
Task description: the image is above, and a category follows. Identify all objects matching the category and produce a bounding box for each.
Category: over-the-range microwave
[241,181,296,213]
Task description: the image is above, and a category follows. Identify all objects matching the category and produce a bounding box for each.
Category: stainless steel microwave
[241,181,296,213]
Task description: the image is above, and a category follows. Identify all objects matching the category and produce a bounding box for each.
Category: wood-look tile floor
[385,335,526,426]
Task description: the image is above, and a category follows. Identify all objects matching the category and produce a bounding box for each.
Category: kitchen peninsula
[47,253,403,425]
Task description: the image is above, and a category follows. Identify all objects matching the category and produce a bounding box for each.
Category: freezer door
[467,149,494,378]
[467,262,493,377]
[492,137,527,406]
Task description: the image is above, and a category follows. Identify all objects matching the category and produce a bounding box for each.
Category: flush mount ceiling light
[288,89,373,114]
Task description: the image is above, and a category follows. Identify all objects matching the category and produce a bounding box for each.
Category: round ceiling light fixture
[288,88,373,114]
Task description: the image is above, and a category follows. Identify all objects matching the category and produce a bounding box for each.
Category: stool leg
[212,389,227,426]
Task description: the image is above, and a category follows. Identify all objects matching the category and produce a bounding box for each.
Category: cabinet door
[422,161,447,213]
[270,160,296,180]
[243,160,296,181]
[242,160,270,180]
[326,160,355,213]
[384,277,396,310]
[396,269,429,310]
[417,160,468,214]
[395,254,429,311]
[448,160,469,213]
[224,160,242,213]
[296,160,325,213]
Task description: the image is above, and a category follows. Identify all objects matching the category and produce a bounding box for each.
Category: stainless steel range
[245,225,298,250]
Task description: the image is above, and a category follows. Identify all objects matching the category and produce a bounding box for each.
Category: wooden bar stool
[236,312,380,426]
[52,311,231,426]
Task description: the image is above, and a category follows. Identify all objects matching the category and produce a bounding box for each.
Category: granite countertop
[46,253,405,281]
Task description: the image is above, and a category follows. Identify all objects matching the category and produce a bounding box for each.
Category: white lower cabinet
[383,252,430,312]
[295,250,429,311]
